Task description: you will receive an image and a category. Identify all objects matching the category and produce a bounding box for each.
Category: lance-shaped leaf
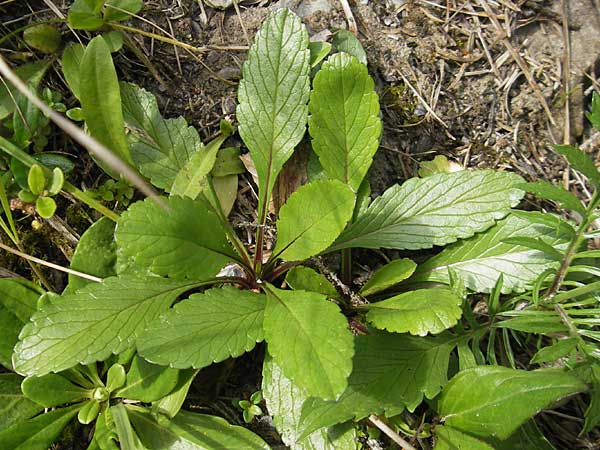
[299,332,454,438]
[359,258,416,296]
[80,36,132,168]
[366,288,462,336]
[21,373,88,407]
[329,170,523,251]
[272,180,355,261]
[554,144,600,188]
[115,196,237,279]
[13,277,197,377]
[518,181,585,215]
[308,53,381,191]
[128,407,270,449]
[438,366,587,439]
[0,404,80,450]
[237,8,310,218]
[263,286,354,400]
[0,279,39,370]
[120,82,205,191]
[137,287,265,369]
[262,355,358,450]
[412,212,571,293]
[115,356,179,402]
[0,373,43,431]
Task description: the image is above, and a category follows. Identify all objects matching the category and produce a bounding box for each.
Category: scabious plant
[1,7,599,450]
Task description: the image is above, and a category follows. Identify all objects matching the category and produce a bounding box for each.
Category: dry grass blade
[0,56,166,209]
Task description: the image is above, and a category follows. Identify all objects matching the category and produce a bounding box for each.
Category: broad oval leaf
[412,212,571,293]
[115,196,237,279]
[264,286,354,400]
[67,0,104,30]
[61,43,85,99]
[330,170,524,251]
[115,355,179,402]
[128,407,270,449]
[286,266,339,298]
[138,287,265,369]
[331,30,367,65]
[299,332,453,439]
[0,373,43,431]
[103,0,143,22]
[0,403,80,450]
[80,36,132,169]
[438,366,587,439]
[308,53,381,191]
[237,8,310,219]
[21,373,88,408]
[272,180,355,261]
[262,354,358,450]
[359,258,416,296]
[23,24,62,54]
[434,426,494,450]
[13,277,197,377]
[366,288,462,336]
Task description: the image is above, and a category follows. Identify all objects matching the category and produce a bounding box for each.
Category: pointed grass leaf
[80,36,132,169]
[0,279,39,370]
[13,277,198,377]
[115,196,237,279]
[530,337,578,364]
[0,403,80,450]
[68,0,104,30]
[438,366,587,439]
[308,53,381,191]
[299,332,453,438]
[331,170,524,251]
[331,30,367,65]
[587,91,600,131]
[272,180,355,261]
[114,356,179,402]
[120,82,205,191]
[554,144,600,187]
[262,355,358,450]
[366,288,463,336]
[0,373,43,431]
[434,426,495,450]
[286,266,339,298]
[263,286,354,400]
[359,258,416,296]
[237,8,310,219]
[138,287,265,369]
[21,373,88,407]
[412,212,571,293]
[518,181,585,215]
[66,217,116,294]
[128,407,270,449]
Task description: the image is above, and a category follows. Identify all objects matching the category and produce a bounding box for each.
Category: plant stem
[368,415,417,450]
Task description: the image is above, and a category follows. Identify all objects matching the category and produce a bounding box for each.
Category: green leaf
[106,364,126,392]
[0,60,49,120]
[138,287,265,369]
[496,313,568,334]
[47,167,64,195]
[94,408,119,450]
[264,286,354,400]
[237,8,310,219]
[68,0,104,30]
[530,337,578,364]
[491,420,556,450]
[27,164,45,196]
[120,82,205,191]
[272,180,355,261]
[308,53,380,191]
[299,332,453,438]
[80,36,132,170]
[331,170,524,251]
[169,143,219,199]
[501,236,564,261]
[0,279,39,369]
[285,266,339,298]
[21,373,88,407]
[418,155,462,178]
[78,399,101,425]
[434,426,494,450]
[62,43,85,100]
[262,355,358,450]
[13,277,196,377]
[438,366,587,439]
[212,174,238,216]
[353,178,371,220]
[583,365,600,434]
[586,91,600,131]
[0,403,80,450]
[23,24,62,54]
[35,196,56,219]
[331,30,367,65]
[114,356,179,402]
[554,144,600,187]
[0,373,43,431]
[128,407,270,449]
[115,196,237,279]
[102,30,124,52]
[412,212,571,293]
[309,41,332,68]
[111,404,145,450]
[152,369,197,419]
[35,153,76,174]
[104,0,143,21]
[518,181,585,215]
[359,258,416,296]
[66,217,116,294]
[12,86,46,149]
[212,147,245,176]
[366,288,463,336]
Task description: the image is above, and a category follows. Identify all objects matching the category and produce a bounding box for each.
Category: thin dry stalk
[339,0,358,33]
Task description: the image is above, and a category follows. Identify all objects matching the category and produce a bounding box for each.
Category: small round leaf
[36,196,56,219]
[48,167,65,195]
[23,24,62,54]
[18,189,37,203]
[27,164,46,195]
